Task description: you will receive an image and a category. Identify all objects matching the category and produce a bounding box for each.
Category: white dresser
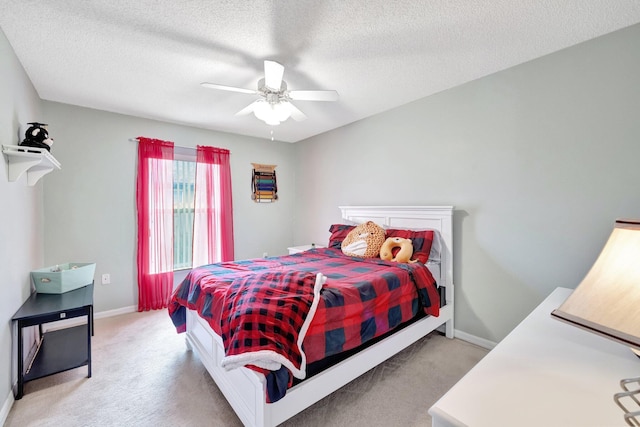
[429,287,639,427]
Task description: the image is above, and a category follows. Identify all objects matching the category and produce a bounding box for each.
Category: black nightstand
[12,282,94,399]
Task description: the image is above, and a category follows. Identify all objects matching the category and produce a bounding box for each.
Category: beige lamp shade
[552,219,640,350]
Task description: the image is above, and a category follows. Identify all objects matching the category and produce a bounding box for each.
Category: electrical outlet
[101,273,111,285]
[263,252,268,258]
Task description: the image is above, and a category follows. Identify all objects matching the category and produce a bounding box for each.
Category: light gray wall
[41,102,297,313]
[0,28,44,411]
[293,23,640,343]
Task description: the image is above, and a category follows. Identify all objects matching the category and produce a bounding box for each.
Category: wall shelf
[2,144,61,186]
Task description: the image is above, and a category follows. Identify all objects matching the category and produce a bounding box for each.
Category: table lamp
[551,219,640,425]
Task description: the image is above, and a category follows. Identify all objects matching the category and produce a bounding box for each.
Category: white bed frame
[184,206,455,426]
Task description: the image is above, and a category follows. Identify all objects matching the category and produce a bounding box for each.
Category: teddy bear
[19,122,54,152]
[380,237,417,263]
[341,221,386,258]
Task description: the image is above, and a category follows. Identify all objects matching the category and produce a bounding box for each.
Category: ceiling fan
[201,60,339,126]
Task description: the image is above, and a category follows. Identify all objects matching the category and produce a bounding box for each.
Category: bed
[170,205,454,426]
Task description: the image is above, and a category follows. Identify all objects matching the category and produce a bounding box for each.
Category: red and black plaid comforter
[169,248,439,401]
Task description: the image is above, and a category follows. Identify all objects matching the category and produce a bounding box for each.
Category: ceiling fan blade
[201,82,258,95]
[264,60,285,91]
[288,90,339,101]
[235,101,258,116]
[283,101,307,122]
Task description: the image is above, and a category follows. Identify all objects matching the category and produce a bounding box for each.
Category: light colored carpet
[5,310,487,427]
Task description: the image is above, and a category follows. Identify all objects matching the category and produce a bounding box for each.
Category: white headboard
[339,206,454,300]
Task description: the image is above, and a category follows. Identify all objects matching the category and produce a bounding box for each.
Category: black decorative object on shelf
[19,122,54,152]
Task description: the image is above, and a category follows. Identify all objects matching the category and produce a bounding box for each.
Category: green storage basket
[31,263,96,294]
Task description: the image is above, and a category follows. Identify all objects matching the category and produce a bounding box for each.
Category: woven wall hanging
[251,163,278,203]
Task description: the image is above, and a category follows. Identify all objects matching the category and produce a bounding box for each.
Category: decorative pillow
[384,229,435,264]
[328,224,356,249]
[341,221,386,258]
[380,237,416,263]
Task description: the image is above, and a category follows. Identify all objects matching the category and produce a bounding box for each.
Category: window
[173,157,196,270]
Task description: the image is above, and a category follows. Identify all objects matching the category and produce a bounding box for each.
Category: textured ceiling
[1,1,639,143]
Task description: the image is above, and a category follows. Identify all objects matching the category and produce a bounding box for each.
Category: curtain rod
[128,137,192,150]
[129,138,231,153]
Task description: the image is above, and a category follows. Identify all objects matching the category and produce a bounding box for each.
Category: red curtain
[192,145,234,266]
[136,137,174,311]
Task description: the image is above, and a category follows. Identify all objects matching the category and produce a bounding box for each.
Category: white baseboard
[454,329,497,350]
[94,305,137,319]
[1,390,14,427]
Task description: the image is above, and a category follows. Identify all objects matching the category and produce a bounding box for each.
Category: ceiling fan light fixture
[253,100,291,126]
